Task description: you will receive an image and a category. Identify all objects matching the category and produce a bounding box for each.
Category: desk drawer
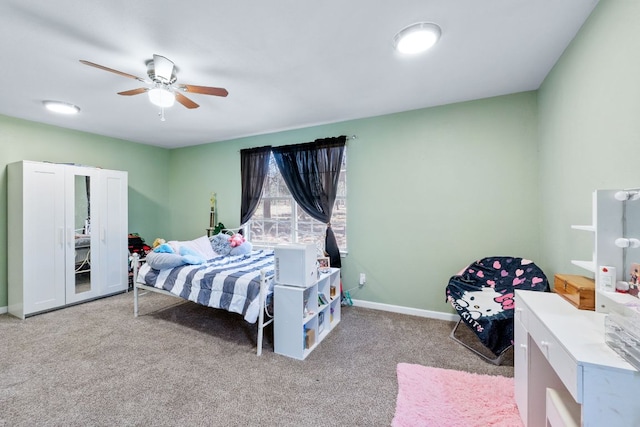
[515,296,529,329]
[546,387,580,427]
[528,313,580,402]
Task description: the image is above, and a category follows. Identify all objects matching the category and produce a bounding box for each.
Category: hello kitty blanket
[446,256,548,356]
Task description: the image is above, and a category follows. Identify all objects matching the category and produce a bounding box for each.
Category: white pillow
[177,235,216,260]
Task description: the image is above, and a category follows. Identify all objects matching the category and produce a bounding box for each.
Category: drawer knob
[540,340,550,347]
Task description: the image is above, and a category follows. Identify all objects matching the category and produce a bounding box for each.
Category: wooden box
[553,274,595,311]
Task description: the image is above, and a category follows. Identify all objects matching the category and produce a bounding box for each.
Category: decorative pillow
[146,252,185,270]
[230,240,253,256]
[210,232,232,256]
[166,236,215,260]
[180,235,216,260]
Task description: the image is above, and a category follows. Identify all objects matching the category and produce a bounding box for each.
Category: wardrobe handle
[58,227,64,247]
[101,227,106,242]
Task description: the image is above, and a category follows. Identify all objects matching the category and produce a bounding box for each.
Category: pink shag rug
[392,363,523,427]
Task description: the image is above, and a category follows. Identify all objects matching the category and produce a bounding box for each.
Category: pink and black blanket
[446,256,548,356]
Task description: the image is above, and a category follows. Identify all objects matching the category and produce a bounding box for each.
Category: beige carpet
[0,291,514,426]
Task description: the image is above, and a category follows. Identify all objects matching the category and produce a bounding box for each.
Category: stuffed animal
[153,238,175,254]
[228,233,245,247]
[152,238,166,249]
[154,243,175,254]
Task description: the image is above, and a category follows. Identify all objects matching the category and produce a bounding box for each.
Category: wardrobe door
[99,169,128,295]
[10,162,67,317]
[64,166,101,304]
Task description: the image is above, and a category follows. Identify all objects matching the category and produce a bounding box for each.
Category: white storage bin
[274,243,317,287]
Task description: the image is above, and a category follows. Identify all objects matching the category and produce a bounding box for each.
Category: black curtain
[240,146,272,225]
[272,136,346,268]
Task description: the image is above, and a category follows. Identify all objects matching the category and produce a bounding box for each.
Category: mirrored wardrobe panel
[66,167,100,303]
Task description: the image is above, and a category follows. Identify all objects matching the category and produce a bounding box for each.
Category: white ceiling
[0,0,599,149]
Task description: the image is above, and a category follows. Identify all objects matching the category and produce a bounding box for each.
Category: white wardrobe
[8,160,128,319]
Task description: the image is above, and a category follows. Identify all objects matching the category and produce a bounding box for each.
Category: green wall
[538,0,640,280]
[170,92,541,314]
[0,115,171,307]
[1,63,546,316]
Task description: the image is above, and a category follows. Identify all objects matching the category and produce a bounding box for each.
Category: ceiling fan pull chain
[159,107,166,122]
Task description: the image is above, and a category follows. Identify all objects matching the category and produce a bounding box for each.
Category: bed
[132,244,276,356]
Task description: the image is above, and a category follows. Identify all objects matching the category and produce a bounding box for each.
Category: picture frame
[317,257,330,273]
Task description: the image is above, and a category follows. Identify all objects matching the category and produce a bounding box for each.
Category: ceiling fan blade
[79,60,146,82]
[118,88,148,96]
[179,84,229,97]
[175,92,199,109]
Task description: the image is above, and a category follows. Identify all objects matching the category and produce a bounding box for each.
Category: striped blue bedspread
[136,249,275,323]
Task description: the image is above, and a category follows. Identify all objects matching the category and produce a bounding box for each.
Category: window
[247,152,347,252]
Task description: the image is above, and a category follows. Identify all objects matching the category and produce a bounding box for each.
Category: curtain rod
[238,135,357,152]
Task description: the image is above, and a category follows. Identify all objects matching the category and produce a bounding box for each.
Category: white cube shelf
[274,268,341,360]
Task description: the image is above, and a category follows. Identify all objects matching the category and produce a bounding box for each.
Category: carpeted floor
[0,291,515,426]
[392,363,522,427]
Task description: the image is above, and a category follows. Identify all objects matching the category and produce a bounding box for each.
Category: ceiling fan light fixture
[43,100,80,115]
[148,87,175,108]
[393,22,441,55]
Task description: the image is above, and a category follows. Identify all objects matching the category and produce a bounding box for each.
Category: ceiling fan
[80,54,228,116]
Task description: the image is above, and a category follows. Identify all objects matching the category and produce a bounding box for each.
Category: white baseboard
[351,298,458,322]
[0,299,457,321]
[0,299,456,321]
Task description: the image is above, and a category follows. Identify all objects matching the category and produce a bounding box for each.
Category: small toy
[152,238,166,248]
[228,233,245,247]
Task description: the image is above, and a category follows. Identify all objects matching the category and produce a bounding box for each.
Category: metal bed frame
[130,252,275,356]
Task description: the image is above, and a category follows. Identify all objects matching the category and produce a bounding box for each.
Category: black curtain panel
[272,136,346,267]
[240,145,272,225]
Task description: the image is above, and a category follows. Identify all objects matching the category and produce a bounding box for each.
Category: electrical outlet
[359,273,366,286]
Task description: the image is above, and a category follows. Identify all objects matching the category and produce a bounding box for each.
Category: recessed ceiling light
[43,100,81,115]
[393,22,442,55]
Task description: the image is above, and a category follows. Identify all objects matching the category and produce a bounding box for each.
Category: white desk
[515,290,640,427]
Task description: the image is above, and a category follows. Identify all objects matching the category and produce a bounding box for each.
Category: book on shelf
[318,312,325,333]
[318,293,328,305]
